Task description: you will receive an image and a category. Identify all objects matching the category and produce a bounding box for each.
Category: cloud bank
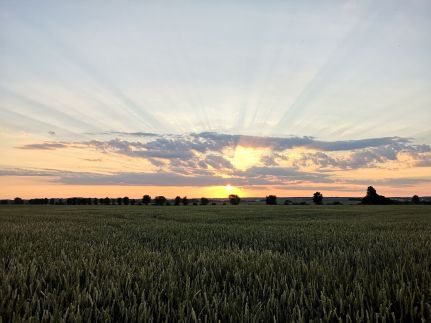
[7,132,431,189]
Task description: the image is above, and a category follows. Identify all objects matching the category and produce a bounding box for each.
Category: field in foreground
[1,205,431,322]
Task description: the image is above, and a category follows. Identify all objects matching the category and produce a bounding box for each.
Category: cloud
[18,142,69,150]
[201,154,233,170]
[85,131,158,137]
[195,132,408,152]
[0,168,60,176]
[14,132,431,173]
[234,167,333,183]
[0,167,331,187]
[1,166,430,189]
[341,177,431,187]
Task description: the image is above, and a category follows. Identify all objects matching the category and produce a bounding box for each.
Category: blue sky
[0,0,430,197]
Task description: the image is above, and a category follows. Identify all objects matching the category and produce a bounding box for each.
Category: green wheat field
[1,205,430,322]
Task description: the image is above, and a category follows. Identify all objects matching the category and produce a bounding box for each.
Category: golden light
[225,184,234,193]
[230,146,266,171]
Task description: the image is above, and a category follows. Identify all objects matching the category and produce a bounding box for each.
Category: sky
[0,0,430,198]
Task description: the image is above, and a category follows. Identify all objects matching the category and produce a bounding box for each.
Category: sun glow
[225,184,234,193]
[230,146,266,171]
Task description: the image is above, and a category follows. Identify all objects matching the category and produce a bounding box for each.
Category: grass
[1,205,430,322]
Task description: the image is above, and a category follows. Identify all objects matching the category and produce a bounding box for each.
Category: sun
[225,184,234,194]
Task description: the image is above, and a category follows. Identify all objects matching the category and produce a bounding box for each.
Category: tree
[117,197,123,205]
[313,192,323,205]
[229,194,241,205]
[368,186,378,197]
[361,186,392,205]
[200,197,209,205]
[154,196,166,206]
[123,196,130,205]
[142,195,151,205]
[14,197,23,205]
[174,196,181,206]
[266,195,277,205]
[182,196,189,206]
[411,195,420,204]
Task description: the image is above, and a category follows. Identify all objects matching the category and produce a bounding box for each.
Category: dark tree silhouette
[14,197,24,205]
[313,192,323,205]
[200,197,209,205]
[123,197,130,205]
[266,195,277,205]
[117,197,123,205]
[229,194,241,205]
[142,195,151,205]
[174,196,181,206]
[182,196,189,206]
[411,195,420,204]
[154,196,166,206]
[361,186,392,205]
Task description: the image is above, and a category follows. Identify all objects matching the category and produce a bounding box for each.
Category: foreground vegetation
[1,205,430,322]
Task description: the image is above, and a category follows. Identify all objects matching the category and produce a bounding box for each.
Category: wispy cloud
[85,131,159,137]
[17,142,69,150]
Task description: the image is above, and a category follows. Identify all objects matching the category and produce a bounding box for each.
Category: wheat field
[1,205,430,322]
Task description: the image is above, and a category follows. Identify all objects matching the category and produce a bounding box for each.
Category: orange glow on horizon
[0,176,429,199]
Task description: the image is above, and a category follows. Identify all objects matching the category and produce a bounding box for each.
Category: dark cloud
[201,155,233,170]
[195,132,407,151]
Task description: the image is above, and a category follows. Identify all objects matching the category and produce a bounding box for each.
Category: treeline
[2,187,430,206]
[2,194,242,206]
